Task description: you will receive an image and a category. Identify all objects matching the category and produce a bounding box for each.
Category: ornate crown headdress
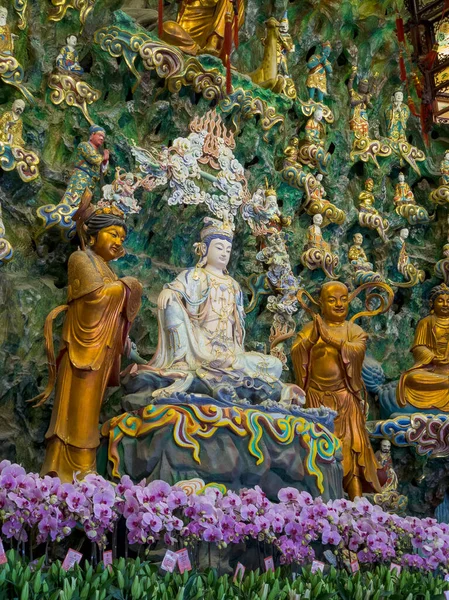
[200,216,234,242]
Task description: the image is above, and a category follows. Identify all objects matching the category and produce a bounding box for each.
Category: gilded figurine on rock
[0,99,39,182]
[0,7,34,103]
[384,90,425,175]
[347,67,391,167]
[306,41,332,103]
[292,281,394,499]
[37,125,109,239]
[397,284,449,412]
[388,228,425,288]
[301,213,339,279]
[393,172,430,226]
[49,34,101,124]
[294,106,331,175]
[348,233,382,285]
[357,178,389,241]
[250,16,296,99]
[31,202,142,483]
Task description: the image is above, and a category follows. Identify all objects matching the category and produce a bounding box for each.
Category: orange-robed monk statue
[291,281,393,500]
[31,205,142,483]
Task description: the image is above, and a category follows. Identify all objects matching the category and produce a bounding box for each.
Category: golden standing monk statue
[162,0,245,56]
[31,205,142,483]
[397,284,449,411]
[292,281,393,500]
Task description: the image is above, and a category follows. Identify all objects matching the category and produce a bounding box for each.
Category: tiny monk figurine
[292,281,393,500]
[30,201,142,483]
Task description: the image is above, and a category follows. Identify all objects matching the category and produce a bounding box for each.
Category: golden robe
[397,314,449,411]
[0,25,13,55]
[163,0,245,55]
[0,112,24,147]
[41,249,142,482]
[291,320,382,493]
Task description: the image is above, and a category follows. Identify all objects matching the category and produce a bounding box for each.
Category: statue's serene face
[400,228,409,240]
[365,179,374,191]
[67,35,77,47]
[0,11,7,26]
[206,238,232,270]
[394,91,403,103]
[92,225,126,262]
[322,45,331,57]
[315,109,323,122]
[313,213,323,226]
[353,233,363,245]
[398,172,405,183]
[320,283,349,323]
[433,293,449,318]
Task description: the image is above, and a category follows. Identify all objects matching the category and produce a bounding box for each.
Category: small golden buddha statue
[31,206,142,483]
[397,284,449,411]
[348,233,370,265]
[0,99,26,146]
[283,135,299,168]
[292,281,385,500]
[393,172,430,225]
[359,178,376,210]
[161,0,245,57]
[0,7,16,55]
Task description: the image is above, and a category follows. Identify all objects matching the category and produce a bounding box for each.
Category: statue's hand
[158,289,175,310]
[309,315,320,344]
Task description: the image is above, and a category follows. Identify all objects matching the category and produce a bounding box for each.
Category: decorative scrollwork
[297,99,334,124]
[386,138,426,176]
[36,202,77,240]
[220,87,284,141]
[14,0,28,30]
[358,208,389,241]
[301,247,339,279]
[395,202,431,225]
[0,143,39,182]
[368,414,449,459]
[0,54,34,104]
[95,27,228,101]
[48,0,96,28]
[430,184,449,206]
[48,71,101,125]
[350,135,392,168]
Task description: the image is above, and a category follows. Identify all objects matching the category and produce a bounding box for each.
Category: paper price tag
[176,549,192,574]
[350,558,359,573]
[0,539,6,566]
[264,556,275,572]
[161,549,178,573]
[233,562,245,582]
[62,548,83,571]
[103,550,113,572]
[390,563,401,575]
[311,560,325,574]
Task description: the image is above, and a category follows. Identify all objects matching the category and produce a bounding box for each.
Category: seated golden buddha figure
[32,207,142,483]
[161,0,245,57]
[128,217,304,406]
[397,284,449,412]
[291,282,382,500]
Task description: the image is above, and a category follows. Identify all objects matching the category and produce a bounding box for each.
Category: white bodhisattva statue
[135,217,305,406]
